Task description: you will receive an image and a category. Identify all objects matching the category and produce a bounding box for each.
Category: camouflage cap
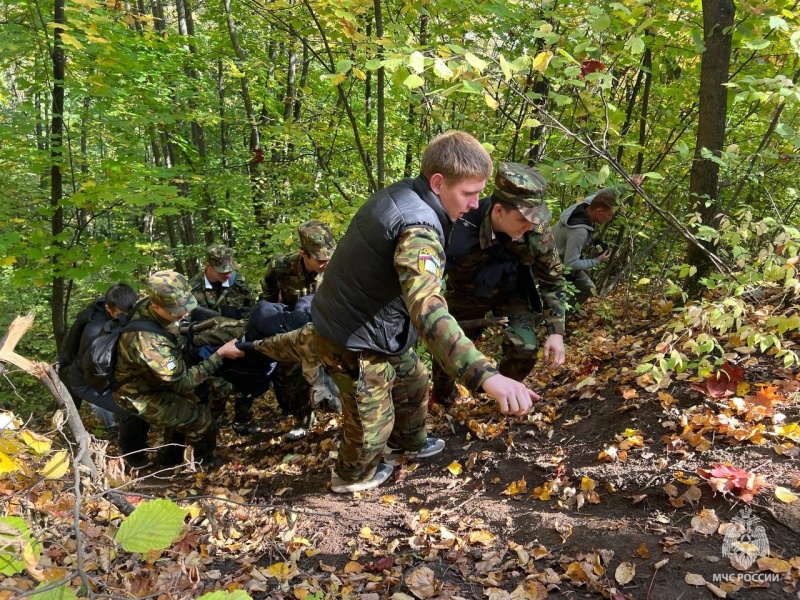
[298,220,336,261]
[206,244,238,273]
[492,162,548,223]
[147,270,198,316]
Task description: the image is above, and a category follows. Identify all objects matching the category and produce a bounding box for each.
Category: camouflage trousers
[114,390,217,459]
[254,323,429,482]
[565,270,596,308]
[432,292,539,401]
[274,362,312,421]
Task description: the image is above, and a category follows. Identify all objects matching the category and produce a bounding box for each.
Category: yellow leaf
[636,543,649,558]
[284,235,294,247]
[330,72,347,86]
[580,476,596,491]
[359,526,372,539]
[736,382,751,396]
[484,93,499,110]
[775,486,798,503]
[265,561,296,581]
[756,557,791,573]
[59,32,84,50]
[352,67,366,80]
[468,530,495,546]
[20,430,52,455]
[446,461,462,476]
[502,477,526,496]
[380,495,396,505]
[531,51,553,73]
[0,256,16,266]
[40,450,70,479]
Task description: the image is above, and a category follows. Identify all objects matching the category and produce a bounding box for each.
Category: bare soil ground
[121,323,800,600]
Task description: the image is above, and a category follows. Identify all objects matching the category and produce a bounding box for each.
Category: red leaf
[579,59,606,79]
[366,556,395,572]
[697,363,743,398]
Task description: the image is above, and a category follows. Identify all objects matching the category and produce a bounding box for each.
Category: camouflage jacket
[445,199,566,336]
[188,271,254,312]
[396,226,499,392]
[260,251,322,309]
[113,302,222,407]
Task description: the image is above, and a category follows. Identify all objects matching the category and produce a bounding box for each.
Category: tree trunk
[685,0,735,295]
[373,0,385,189]
[51,0,67,350]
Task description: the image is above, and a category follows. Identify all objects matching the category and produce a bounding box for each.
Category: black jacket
[312,176,450,354]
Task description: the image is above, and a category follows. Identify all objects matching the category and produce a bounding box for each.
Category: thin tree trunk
[51,0,67,350]
[685,0,735,295]
[374,0,385,189]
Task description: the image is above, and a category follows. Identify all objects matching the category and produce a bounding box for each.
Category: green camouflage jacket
[260,251,322,309]
[188,271,254,311]
[396,226,499,392]
[446,200,566,336]
[113,302,223,407]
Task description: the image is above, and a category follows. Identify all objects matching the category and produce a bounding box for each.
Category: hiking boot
[198,454,225,470]
[232,422,262,436]
[285,427,307,442]
[125,453,154,471]
[383,438,445,466]
[330,463,394,493]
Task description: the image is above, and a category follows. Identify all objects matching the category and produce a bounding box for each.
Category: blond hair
[420,131,493,182]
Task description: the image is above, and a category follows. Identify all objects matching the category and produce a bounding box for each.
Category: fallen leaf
[756,557,790,573]
[775,486,798,503]
[705,582,727,598]
[405,565,436,599]
[685,572,706,585]
[614,561,635,584]
[502,477,527,496]
[691,509,719,534]
[446,462,462,476]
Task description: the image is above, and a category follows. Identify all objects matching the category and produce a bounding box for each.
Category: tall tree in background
[685,0,735,293]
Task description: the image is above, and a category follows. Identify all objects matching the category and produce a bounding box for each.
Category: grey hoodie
[553,192,599,272]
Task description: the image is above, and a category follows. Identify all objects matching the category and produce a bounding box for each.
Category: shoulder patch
[418,249,443,279]
[159,357,178,373]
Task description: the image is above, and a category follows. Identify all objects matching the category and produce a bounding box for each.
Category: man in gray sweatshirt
[553,176,642,307]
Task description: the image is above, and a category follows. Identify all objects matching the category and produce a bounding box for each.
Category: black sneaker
[232,422,262,435]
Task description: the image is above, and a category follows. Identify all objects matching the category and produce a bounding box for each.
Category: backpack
[83,316,177,394]
[58,298,106,368]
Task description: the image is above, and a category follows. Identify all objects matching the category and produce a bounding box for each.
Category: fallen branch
[0,313,134,516]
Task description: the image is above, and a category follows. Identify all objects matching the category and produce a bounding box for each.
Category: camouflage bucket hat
[298,220,336,261]
[148,270,198,316]
[206,244,238,273]
[493,162,548,223]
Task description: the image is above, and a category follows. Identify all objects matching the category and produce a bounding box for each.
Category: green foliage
[640,212,800,383]
[115,499,187,553]
[197,592,253,600]
[31,582,77,600]
[0,516,40,576]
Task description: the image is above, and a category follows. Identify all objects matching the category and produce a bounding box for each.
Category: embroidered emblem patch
[159,357,177,373]
[417,249,443,279]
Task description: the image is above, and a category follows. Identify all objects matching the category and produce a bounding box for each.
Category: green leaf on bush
[115,499,187,552]
[0,516,40,576]
[197,591,252,600]
[32,582,77,600]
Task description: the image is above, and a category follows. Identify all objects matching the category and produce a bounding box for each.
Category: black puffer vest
[312,176,450,354]
[445,198,522,300]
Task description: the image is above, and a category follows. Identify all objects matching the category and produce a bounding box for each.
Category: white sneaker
[383,437,445,466]
[331,463,394,493]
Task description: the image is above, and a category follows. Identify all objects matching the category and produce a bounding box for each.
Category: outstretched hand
[218,338,245,359]
[542,333,565,368]
[482,374,540,416]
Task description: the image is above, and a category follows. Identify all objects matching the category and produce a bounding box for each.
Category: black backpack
[83,316,177,394]
[58,298,106,368]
